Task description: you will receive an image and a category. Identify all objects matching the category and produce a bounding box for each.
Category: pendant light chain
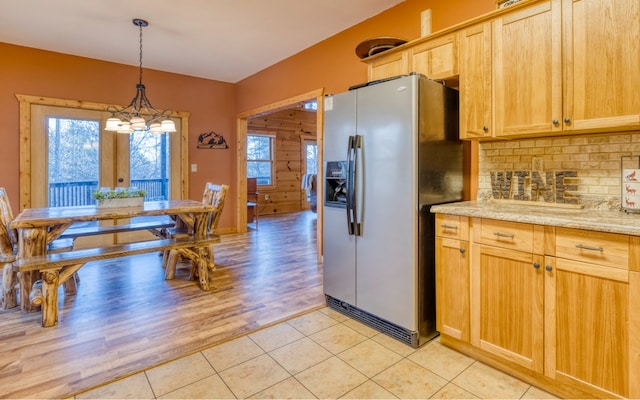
[138,21,144,86]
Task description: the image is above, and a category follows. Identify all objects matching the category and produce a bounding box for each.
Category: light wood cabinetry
[562,0,640,134]
[367,51,408,82]
[493,0,562,138]
[366,34,458,83]
[470,218,545,372]
[544,255,629,397]
[435,213,640,398]
[459,22,492,139]
[545,227,632,398]
[492,0,640,138]
[409,33,458,81]
[435,214,470,342]
[368,0,640,141]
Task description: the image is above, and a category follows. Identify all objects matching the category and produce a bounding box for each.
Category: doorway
[17,94,190,210]
[236,88,324,260]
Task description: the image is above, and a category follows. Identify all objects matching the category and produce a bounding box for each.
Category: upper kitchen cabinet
[493,0,562,138]
[367,50,409,82]
[409,33,458,84]
[459,22,492,139]
[562,0,640,134]
[366,33,459,84]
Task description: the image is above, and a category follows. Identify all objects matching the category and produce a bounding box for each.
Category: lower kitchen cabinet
[434,213,640,399]
[435,214,470,342]
[435,236,469,342]
[544,255,629,397]
[470,242,544,373]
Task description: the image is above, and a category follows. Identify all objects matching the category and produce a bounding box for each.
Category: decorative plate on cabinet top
[355,37,407,59]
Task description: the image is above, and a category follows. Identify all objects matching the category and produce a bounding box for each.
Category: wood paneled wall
[247,108,317,215]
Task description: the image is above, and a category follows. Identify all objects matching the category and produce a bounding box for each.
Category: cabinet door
[410,34,458,81]
[436,237,470,342]
[562,0,640,133]
[544,256,629,398]
[367,51,409,81]
[459,22,492,140]
[471,244,544,372]
[493,0,562,138]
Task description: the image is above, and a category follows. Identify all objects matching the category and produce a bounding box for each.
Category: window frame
[246,132,276,187]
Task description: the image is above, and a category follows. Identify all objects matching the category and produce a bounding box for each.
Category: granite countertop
[430,201,640,236]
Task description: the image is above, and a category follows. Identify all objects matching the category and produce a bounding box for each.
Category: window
[129,130,170,201]
[247,134,274,185]
[47,117,100,207]
[305,142,318,175]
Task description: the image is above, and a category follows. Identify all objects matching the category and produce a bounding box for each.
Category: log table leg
[41,270,60,327]
[197,247,209,291]
[17,227,48,312]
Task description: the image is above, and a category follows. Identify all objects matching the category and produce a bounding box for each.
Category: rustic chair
[0,188,77,309]
[0,189,18,309]
[164,183,228,280]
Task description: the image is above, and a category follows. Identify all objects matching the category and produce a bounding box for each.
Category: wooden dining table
[10,200,215,313]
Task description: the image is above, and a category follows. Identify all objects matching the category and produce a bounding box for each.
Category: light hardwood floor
[0,211,324,399]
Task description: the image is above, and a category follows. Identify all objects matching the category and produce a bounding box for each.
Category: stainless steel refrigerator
[323,73,463,347]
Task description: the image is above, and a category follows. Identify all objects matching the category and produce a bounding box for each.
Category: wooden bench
[13,234,220,327]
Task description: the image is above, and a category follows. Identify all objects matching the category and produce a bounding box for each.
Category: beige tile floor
[75,308,559,399]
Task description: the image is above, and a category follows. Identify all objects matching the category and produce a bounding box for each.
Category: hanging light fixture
[104,18,176,134]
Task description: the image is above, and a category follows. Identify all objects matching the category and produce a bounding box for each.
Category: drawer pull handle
[441,224,458,230]
[493,231,515,239]
[459,247,466,254]
[533,262,540,269]
[576,244,604,252]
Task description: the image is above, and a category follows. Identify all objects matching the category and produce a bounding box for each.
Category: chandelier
[104,18,176,134]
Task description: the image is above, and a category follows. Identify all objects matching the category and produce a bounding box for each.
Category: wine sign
[490,170,579,204]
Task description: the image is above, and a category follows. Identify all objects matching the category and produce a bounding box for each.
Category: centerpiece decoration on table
[93,187,147,208]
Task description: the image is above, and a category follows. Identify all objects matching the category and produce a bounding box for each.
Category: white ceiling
[0,0,404,83]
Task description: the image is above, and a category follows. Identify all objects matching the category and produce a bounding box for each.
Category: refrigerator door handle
[346,135,356,235]
[353,134,363,236]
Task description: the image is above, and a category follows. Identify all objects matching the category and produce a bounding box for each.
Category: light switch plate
[191,164,197,172]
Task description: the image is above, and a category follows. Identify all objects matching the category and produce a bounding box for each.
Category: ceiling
[0,0,404,83]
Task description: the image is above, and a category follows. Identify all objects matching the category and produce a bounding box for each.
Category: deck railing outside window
[48,179,168,207]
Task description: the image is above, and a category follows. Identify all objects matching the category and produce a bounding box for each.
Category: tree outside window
[247,134,274,185]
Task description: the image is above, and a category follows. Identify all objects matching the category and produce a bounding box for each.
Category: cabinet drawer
[435,214,469,240]
[474,218,539,253]
[555,227,629,270]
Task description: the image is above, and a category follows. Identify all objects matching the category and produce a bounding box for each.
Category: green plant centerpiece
[93,187,147,208]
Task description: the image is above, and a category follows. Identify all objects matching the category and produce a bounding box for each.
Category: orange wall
[0,43,237,228]
[236,0,494,113]
[0,0,494,230]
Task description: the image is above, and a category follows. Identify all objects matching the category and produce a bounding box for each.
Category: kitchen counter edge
[430,201,640,236]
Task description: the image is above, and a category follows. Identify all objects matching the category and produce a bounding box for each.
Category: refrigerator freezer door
[355,75,418,331]
[323,91,357,305]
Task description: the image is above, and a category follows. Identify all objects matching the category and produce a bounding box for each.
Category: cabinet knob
[533,262,540,269]
[552,119,559,126]
[483,125,489,132]
[545,265,553,272]
[564,117,571,124]
[459,247,466,254]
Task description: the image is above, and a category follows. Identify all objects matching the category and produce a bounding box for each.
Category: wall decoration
[489,169,579,205]
[197,131,228,149]
[621,155,640,213]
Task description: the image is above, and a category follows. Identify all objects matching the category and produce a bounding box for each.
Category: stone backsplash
[477,131,640,209]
